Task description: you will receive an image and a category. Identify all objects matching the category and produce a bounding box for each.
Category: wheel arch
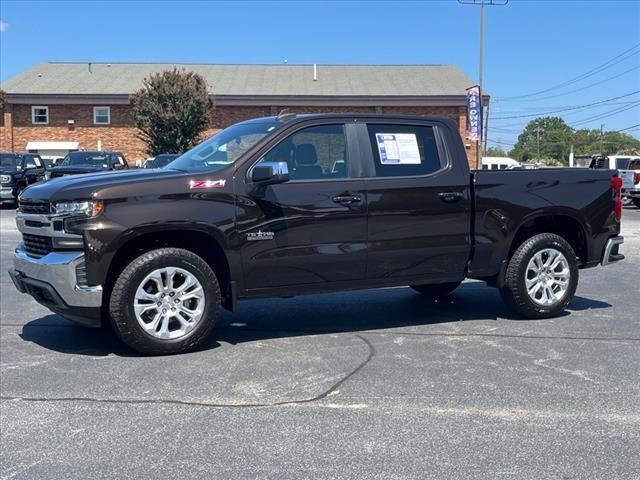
[104,226,236,310]
[508,211,590,266]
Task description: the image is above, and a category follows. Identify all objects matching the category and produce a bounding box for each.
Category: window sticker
[375,133,421,165]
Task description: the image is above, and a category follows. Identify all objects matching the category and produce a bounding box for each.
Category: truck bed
[469,168,619,281]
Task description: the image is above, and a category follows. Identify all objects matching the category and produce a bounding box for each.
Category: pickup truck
[619,157,640,208]
[0,152,46,204]
[44,151,129,180]
[8,114,625,354]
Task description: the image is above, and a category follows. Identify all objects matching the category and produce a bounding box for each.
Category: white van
[481,157,520,170]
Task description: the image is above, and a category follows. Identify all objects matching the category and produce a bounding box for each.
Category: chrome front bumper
[601,236,624,266]
[0,186,15,200]
[10,245,103,308]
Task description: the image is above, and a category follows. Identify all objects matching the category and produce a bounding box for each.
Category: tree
[0,89,6,111]
[485,145,508,157]
[131,68,213,156]
[573,128,640,156]
[509,117,574,163]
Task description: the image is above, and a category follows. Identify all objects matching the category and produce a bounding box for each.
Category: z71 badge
[247,230,275,241]
[189,179,226,189]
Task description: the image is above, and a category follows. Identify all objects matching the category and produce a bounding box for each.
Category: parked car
[144,154,181,169]
[9,114,625,354]
[44,151,128,180]
[0,152,45,204]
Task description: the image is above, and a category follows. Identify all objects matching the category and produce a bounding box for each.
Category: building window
[93,106,111,125]
[32,106,49,125]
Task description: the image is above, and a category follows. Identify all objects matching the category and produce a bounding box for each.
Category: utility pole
[535,127,543,161]
[458,0,509,168]
[600,124,604,153]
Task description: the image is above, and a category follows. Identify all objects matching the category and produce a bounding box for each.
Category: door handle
[332,194,362,205]
[438,191,464,203]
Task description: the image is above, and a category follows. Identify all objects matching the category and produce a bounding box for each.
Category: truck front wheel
[109,248,220,355]
[500,233,578,319]
[411,281,461,297]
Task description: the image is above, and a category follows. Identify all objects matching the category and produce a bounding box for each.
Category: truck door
[360,120,471,282]
[238,122,368,290]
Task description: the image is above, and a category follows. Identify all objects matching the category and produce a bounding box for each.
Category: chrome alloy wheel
[525,248,570,306]
[133,267,206,339]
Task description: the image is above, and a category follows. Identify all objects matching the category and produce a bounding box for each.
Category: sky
[0,0,639,149]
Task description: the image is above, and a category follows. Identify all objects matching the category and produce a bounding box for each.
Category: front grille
[19,200,51,215]
[22,233,53,257]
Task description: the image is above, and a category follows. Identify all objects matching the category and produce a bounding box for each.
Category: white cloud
[0,21,8,33]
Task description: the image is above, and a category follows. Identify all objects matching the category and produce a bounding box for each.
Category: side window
[24,155,37,169]
[366,124,444,178]
[259,124,348,181]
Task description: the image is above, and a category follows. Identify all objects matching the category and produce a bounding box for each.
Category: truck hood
[20,168,187,202]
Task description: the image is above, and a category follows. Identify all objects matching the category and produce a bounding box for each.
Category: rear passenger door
[239,122,368,290]
[360,120,471,282]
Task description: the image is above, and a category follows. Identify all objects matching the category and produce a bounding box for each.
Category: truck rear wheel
[109,248,220,355]
[632,198,640,208]
[500,233,578,319]
[411,281,461,297]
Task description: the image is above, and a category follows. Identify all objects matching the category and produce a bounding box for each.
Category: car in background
[589,155,640,207]
[143,153,180,169]
[481,156,520,170]
[0,152,46,204]
[620,158,640,208]
[45,151,129,180]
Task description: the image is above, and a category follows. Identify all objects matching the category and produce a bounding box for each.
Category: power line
[617,123,640,132]
[570,102,640,127]
[496,65,640,104]
[496,43,640,100]
[490,90,640,120]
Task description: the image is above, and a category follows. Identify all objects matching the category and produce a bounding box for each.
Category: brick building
[1,63,488,166]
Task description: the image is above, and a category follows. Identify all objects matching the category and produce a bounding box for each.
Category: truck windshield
[167,120,282,172]
[0,154,21,169]
[61,153,110,168]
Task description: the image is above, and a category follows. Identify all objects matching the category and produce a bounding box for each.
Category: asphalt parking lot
[1,205,639,480]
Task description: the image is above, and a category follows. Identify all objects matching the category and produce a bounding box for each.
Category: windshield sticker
[375,133,421,165]
[189,179,226,189]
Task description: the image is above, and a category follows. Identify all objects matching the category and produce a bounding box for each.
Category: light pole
[458,0,508,169]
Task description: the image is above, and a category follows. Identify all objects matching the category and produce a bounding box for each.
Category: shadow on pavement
[18,283,612,357]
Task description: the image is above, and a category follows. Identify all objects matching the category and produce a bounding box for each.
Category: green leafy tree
[131,68,213,156]
[573,128,640,156]
[0,89,6,111]
[485,145,508,157]
[509,117,574,163]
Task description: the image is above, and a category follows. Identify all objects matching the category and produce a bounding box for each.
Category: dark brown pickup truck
[9,114,625,354]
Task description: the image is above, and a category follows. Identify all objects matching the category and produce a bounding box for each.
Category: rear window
[366,124,444,177]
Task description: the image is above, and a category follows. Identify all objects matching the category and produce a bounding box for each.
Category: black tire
[109,248,220,355]
[411,281,462,297]
[632,198,640,208]
[500,233,578,319]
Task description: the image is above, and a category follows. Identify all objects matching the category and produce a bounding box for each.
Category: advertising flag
[465,85,483,142]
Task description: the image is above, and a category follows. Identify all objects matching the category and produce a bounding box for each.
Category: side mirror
[113,162,125,170]
[251,161,289,185]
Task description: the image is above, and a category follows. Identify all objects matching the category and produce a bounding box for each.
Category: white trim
[93,106,111,125]
[25,141,79,150]
[31,106,49,125]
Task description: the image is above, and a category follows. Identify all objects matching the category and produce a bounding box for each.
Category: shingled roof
[2,63,480,102]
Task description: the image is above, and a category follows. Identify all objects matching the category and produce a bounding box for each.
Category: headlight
[54,199,103,217]
[0,175,11,184]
